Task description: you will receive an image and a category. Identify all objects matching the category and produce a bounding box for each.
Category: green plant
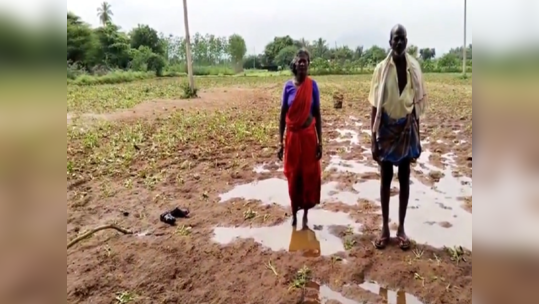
[180,82,198,98]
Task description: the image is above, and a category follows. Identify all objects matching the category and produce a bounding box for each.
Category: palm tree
[97,2,113,26]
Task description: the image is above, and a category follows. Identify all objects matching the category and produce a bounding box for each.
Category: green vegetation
[64,2,473,85]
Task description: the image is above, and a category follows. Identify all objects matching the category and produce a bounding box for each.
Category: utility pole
[253,47,256,69]
[182,0,195,91]
[462,0,467,76]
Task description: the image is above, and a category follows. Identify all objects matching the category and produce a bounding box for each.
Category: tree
[94,22,131,69]
[227,34,247,71]
[67,12,98,66]
[274,45,298,69]
[419,48,436,61]
[263,36,294,65]
[294,38,310,50]
[438,53,459,68]
[407,45,418,58]
[97,2,113,26]
[243,55,263,70]
[130,24,163,55]
[311,38,329,59]
[363,46,387,66]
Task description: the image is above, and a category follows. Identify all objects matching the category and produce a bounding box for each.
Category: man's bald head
[389,24,408,57]
[390,24,407,40]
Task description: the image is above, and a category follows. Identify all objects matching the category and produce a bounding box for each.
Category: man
[368,24,428,250]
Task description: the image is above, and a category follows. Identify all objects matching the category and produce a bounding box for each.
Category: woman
[278,49,323,228]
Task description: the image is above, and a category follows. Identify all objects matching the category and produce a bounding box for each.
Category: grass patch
[67,74,472,187]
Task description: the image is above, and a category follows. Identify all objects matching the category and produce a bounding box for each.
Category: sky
[3,0,539,55]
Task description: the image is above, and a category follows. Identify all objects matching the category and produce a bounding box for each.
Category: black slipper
[170,207,190,218]
[374,236,390,250]
[398,235,411,251]
[160,212,176,226]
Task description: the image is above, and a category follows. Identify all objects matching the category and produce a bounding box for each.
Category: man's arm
[368,64,382,133]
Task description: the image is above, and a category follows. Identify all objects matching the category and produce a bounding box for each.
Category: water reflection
[359,281,424,304]
[289,227,321,258]
[212,210,362,256]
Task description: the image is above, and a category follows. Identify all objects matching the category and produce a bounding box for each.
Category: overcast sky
[4,0,539,55]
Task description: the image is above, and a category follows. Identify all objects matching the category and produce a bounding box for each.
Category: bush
[180,81,198,98]
[147,53,166,76]
[69,70,154,85]
[67,61,85,79]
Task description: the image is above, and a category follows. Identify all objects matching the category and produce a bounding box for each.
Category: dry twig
[67,224,133,250]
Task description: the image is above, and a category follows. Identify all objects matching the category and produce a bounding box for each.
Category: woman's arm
[279,85,289,146]
[313,81,322,144]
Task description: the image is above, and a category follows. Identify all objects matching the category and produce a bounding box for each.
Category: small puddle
[219,178,289,206]
[212,209,362,256]
[325,156,378,174]
[253,164,270,173]
[220,176,366,207]
[333,129,360,146]
[318,284,360,304]
[301,281,424,304]
[359,281,424,304]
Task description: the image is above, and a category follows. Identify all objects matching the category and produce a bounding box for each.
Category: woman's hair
[290,49,311,76]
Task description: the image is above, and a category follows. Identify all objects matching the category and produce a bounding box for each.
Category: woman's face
[295,54,309,75]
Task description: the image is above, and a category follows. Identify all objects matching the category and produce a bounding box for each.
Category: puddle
[222,147,472,249]
[301,281,424,304]
[325,156,378,174]
[359,281,424,304]
[318,284,360,304]
[333,129,360,146]
[252,162,283,173]
[212,209,362,256]
[322,181,360,205]
[253,164,270,173]
[330,151,473,250]
[220,176,366,207]
[219,178,289,206]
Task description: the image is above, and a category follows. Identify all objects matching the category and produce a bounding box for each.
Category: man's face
[390,30,408,56]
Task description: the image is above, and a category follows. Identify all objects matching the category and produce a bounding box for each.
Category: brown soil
[66,85,475,304]
[67,88,270,125]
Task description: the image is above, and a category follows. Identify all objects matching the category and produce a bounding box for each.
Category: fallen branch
[67,224,133,250]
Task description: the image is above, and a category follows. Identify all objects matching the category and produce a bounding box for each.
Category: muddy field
[67,74,473,304]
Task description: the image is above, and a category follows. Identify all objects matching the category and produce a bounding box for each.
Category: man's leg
[375,161,393,249]
[397,158,411,250]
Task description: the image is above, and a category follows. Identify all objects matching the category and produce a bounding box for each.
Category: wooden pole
[182,0,195,90]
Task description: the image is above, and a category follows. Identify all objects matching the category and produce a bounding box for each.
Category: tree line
[67,2,472,79]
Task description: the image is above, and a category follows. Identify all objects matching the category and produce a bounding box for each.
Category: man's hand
[371,133,380,162]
